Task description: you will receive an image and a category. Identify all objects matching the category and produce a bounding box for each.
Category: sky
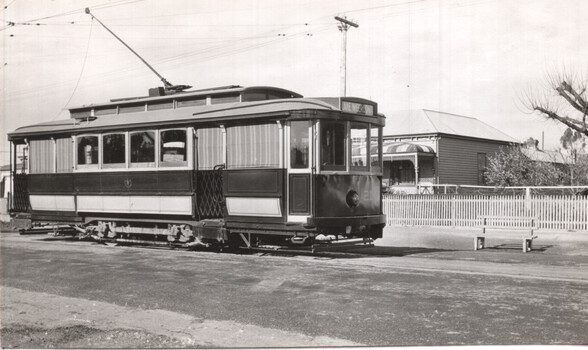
[2,0,588,166]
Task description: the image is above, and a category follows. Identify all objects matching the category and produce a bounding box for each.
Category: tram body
[8,85,386,249]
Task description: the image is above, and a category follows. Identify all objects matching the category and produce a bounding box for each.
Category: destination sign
[341,100,374,116]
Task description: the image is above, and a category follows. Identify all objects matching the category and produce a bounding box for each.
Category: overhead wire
[16,0,144,24]
[4,0,428,102]
[53,17,94,120]
[0,0,18,13]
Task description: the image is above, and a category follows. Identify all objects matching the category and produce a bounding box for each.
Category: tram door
[194,128,225,219]
[10,142,31,213]
[287,121,313,223]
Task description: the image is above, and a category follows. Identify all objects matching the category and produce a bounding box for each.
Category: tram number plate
[341,101,374,116]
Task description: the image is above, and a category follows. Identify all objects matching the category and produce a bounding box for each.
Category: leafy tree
[485,145,567,186]
[523,70,588,137]
[560,127,588,185]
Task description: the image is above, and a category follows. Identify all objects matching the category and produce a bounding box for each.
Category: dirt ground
[1,325,187,348]
[1,286,357,348]
[1,224,587,348]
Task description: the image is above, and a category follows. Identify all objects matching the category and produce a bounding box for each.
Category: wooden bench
[474,216,538,253]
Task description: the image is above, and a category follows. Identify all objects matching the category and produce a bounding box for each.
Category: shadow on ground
[487,244,554,252]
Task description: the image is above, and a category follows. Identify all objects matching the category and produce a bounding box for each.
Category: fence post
[525,187,532,216]
[451,195,456,227]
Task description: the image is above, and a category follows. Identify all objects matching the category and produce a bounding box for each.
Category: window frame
[289,120,311,170]
[226,123,280,169]
[129,130,157,169]
[102,132,127,169]
[319,120,348,172]
[350,122,369,171]
[159,128,190,168]
[75,134,100,170]
[370,125,383,174]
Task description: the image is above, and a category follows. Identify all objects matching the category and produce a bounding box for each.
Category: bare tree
[522,69,588,137]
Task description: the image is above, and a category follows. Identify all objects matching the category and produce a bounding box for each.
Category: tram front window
[321,121,346,170]
[351,123,368,169]
[371,125,382,173]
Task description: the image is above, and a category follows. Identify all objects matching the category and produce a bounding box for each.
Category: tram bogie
[8,85,386,251]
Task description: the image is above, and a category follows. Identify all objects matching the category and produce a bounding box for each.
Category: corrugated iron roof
[384,109,519,144]
[521,147,568,164]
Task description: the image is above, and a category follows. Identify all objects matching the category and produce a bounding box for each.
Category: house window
[130,131,155,168]
[76,135,99,169]
[477,153,487,185]
[102,133,126,168]
[160,129,188,167]
[290,121,309,169]
[390,160,415,185]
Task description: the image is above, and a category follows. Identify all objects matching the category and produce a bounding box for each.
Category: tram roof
[8,96,384,140]
[68,85,302,110]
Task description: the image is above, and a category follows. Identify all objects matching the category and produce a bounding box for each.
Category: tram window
[160,129,187,166]
[351,123,368,169]
[29,139,55,174]
[130,131,155,167]
[242,91,266,102]
[320,121,346,170]
[227,124,279,169]
[211,94,240,104]
[95,107,117,116]
[197,128,223,170]
[177,97,206,108]
[119,104,145,114]
[290,121,309,169]
[76,135,99,167]
[371,126,382,173]
[147,101,173,111]
[102,133,126,168]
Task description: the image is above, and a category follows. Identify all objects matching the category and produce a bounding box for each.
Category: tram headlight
[346,190,360,208]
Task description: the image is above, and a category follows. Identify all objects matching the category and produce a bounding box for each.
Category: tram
[8,85,386,251]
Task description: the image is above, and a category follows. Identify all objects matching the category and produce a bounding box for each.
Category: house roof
[383,109,519,144]
[521,147,568,164]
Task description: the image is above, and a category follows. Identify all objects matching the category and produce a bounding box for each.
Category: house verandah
[382,142,436,194]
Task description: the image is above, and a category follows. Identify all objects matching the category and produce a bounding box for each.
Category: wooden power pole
[334,16,358,97]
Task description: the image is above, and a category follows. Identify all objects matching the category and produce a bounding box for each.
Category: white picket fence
[383,194,588,231]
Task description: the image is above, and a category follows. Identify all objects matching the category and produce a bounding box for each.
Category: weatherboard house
[382,109,519,194]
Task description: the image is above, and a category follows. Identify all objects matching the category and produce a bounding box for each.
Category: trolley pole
[334,16,358,97]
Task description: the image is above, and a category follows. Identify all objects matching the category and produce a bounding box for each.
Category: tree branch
[534,106,588,137]
[557,81,588,113]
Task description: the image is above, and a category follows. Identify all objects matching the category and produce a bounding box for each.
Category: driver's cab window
[320,121,346,171]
